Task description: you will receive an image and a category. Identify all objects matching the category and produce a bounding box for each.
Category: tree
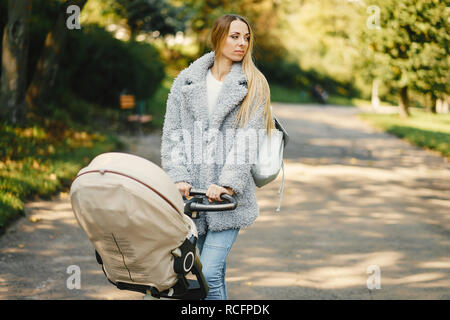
[0,0,32,124]
[408,1,449,113]
[358,0,449,117]
[280,0,362,85]
[182,0,285,55]
[25,0,88,112]
[113,0,189,41]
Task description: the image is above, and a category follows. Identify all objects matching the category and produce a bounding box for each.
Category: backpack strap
[270,105,287,212]
[276,160,285,212]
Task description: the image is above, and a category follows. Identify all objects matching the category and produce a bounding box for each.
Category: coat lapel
[180,51,248,130]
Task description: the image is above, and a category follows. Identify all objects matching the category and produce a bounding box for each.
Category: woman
[160,13,274,300]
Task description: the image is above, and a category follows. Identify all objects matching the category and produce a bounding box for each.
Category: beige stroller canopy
[70,152,198,295]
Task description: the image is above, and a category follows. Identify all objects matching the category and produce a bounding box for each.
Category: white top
[206,68,223,124]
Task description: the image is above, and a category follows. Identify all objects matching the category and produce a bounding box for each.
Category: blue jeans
[197,228,240,300]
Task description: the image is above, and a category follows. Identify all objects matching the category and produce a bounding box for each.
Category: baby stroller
[69,152,237,300]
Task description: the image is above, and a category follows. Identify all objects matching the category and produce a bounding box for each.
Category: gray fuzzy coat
[160,51,266,235]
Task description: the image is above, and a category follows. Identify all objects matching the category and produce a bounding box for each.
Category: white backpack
[251,106,289,212]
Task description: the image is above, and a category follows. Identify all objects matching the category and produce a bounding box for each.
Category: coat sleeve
[218,98,267,196]
[160,73,192,184]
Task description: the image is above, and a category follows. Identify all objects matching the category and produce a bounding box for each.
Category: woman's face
[221,20,250,62]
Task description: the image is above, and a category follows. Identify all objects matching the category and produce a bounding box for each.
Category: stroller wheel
[183,252,195,273]
[172,238,196,274]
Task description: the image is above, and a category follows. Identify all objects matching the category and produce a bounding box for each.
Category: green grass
[359,110,450,158]
[270,83,312,104]
[269,82,379,107]
[0,123,124,233]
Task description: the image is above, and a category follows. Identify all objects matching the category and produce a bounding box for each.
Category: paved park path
[1,103,449,299]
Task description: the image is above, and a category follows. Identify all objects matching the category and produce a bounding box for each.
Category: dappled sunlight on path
[227,103,450,299]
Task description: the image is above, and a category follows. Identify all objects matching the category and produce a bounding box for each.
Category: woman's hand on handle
[175,181,192,198]
[206,184,234,203]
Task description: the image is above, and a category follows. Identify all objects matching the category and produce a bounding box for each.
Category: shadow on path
[226,103,450,299]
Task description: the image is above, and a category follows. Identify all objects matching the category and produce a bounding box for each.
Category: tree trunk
[441,97,449,114]
[25,0,87,111]
[429,95,437,113]
[371,79,380,112]
[398,86,410,117]
[424,93,436,113]
[0,0,32,124]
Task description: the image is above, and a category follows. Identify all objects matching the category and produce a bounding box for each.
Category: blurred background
[0,0,448,232]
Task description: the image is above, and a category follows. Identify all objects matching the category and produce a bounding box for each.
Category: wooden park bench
[120,94,152,125]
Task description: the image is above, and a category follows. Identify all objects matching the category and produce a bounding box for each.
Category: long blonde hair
[210,14,275,134]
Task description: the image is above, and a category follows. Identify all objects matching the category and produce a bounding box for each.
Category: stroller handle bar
[184,188,238,212]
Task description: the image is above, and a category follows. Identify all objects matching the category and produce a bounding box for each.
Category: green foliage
[0,0,166,125]
[145,76,173,129]
[58,24,165,109]
[257,47,359,100]
[269,82,374,107]
[0,125,49,160]
[279,1,365,95]
[126,41,166,100]
[359,111,450,158]
[358,0,449,99]
[82,0,190,40]
[81,0,125,27]
[26,0,62,87]
[116,0,189,38]
[269,83,312,104]
[279,0,448,106]
[0,122,123,231]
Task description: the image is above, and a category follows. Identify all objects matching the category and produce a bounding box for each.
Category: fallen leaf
[29,216,42,223]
